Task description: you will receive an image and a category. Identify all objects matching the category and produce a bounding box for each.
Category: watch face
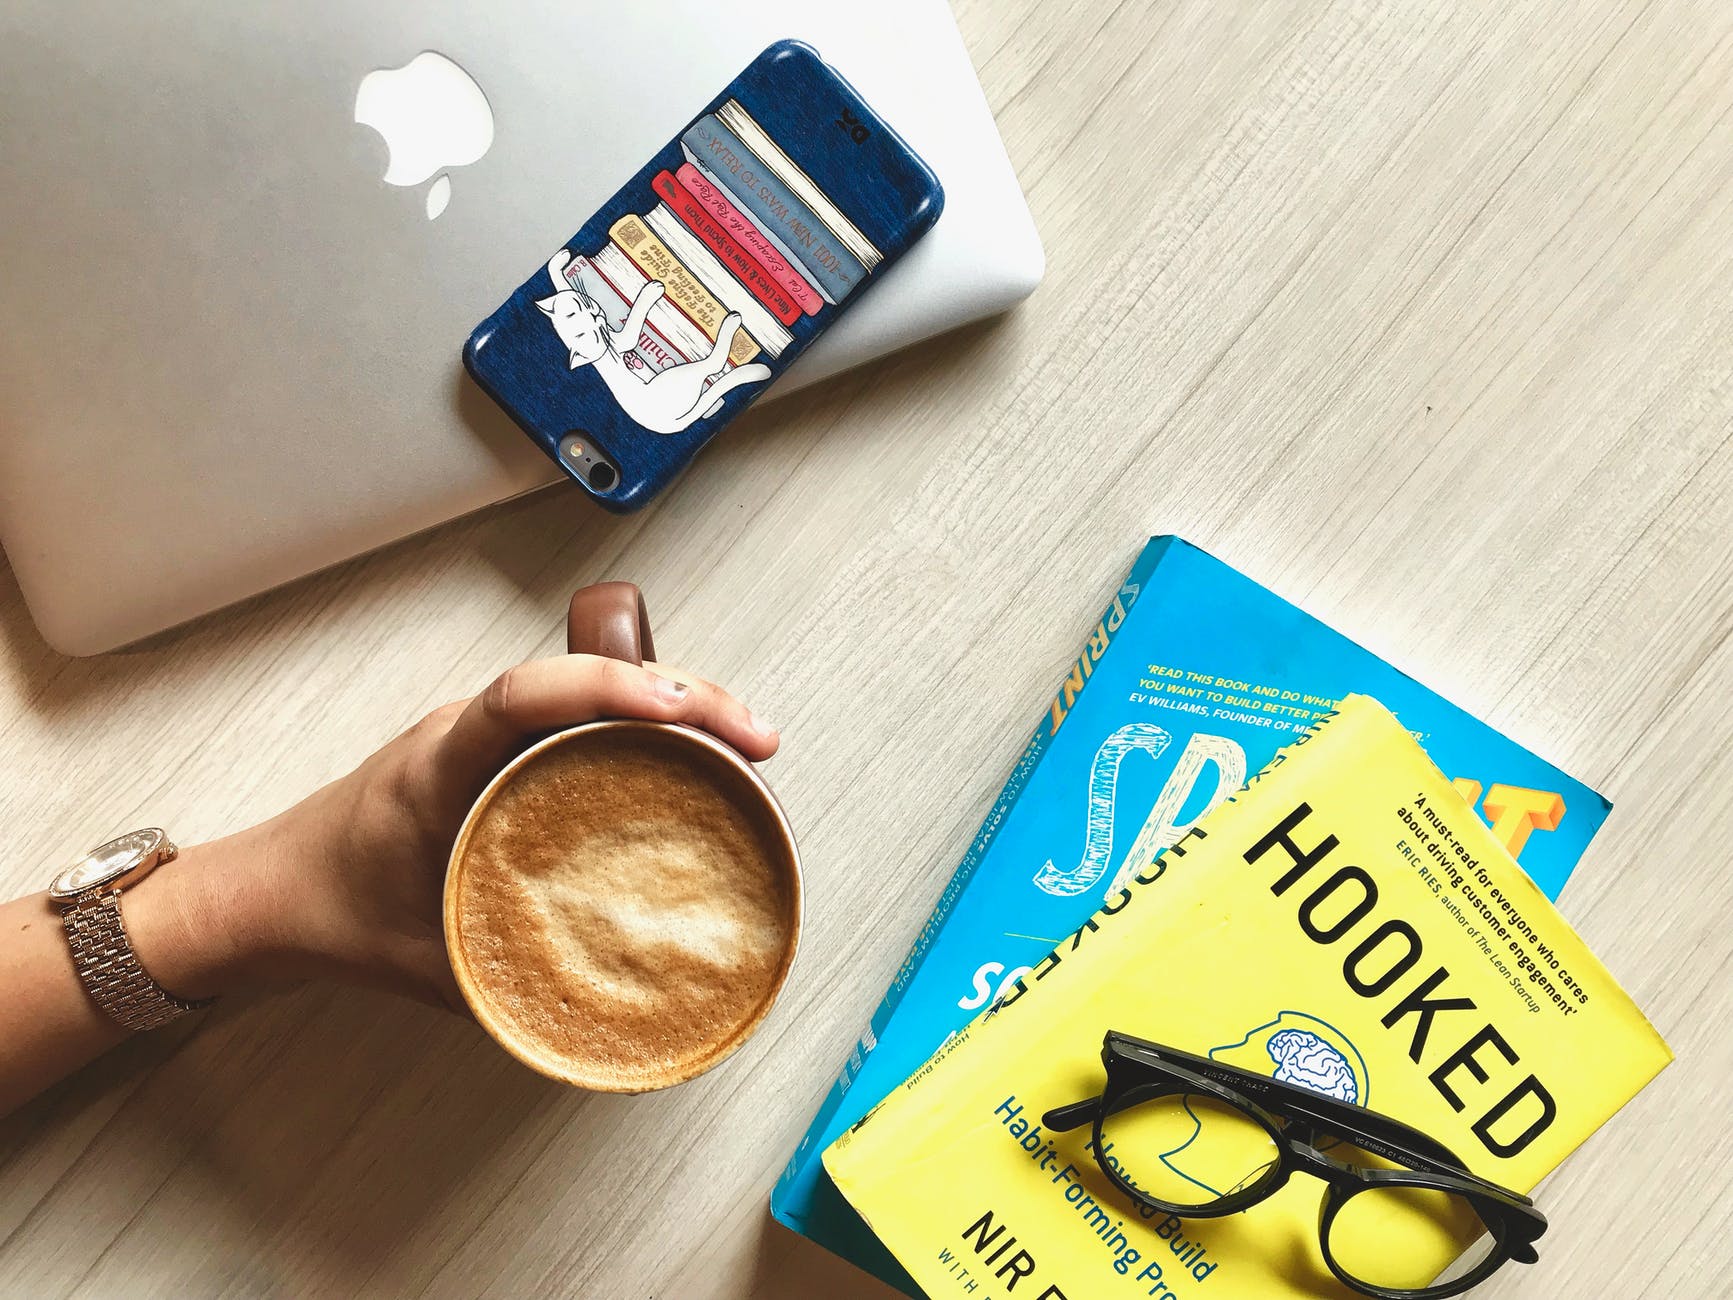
[49,829,164,900]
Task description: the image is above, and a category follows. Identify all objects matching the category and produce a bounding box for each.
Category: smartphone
[463,40,944,512]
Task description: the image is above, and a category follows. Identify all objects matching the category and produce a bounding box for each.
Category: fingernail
[750,711,778,738]
[655,676,689,703]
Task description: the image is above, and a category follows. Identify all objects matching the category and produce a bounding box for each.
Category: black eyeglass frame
[1042,1032,1547,1300]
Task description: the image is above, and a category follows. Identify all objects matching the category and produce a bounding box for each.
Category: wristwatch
[49,828,214,1031]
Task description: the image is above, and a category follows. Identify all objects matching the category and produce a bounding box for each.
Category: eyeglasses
[1043,1032,1546,1299]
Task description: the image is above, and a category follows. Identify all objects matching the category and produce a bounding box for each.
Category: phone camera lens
[587,461,618,492]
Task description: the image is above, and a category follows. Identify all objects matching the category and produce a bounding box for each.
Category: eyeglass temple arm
[1041,1097,1101,1131]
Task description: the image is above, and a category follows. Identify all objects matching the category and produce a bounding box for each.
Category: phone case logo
[836,107,872,143]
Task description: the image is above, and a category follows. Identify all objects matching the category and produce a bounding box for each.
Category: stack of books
[823,696,1671,1298]
[773,537,1668,1296]
[560,99,880,385]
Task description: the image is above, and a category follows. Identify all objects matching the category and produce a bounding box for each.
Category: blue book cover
[771,536,1612,1294]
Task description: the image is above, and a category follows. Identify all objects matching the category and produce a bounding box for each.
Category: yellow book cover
[824,695,1670,1299]
[609,214,762,366]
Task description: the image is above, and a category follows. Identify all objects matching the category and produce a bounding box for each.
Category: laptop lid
[0,0,1041,654]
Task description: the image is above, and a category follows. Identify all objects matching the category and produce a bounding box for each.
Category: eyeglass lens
[1098,1091,1281,1212]
[1326,1175,1497,1293]
[1101,1097,1501,1295]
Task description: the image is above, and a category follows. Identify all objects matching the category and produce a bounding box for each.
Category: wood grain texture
[4,0,1732,1294]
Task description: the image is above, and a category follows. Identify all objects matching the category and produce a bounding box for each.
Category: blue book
[771,536,1612,1294]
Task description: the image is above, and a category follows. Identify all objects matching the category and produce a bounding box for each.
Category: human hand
[147,656,779,1012]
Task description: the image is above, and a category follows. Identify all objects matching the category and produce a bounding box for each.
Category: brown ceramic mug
[443,583,801,1092]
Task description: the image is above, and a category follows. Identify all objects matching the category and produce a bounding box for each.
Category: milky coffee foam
[451,727,796,1090]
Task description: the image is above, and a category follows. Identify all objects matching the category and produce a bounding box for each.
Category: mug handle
[567,581,658,665]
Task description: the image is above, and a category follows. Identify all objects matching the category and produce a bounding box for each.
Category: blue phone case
[464,41,944,512]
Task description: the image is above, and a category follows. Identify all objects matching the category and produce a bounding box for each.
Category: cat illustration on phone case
[535,250,773,435]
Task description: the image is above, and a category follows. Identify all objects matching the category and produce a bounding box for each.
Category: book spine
[682,153,838,308]
[562,255,627,322]
[608,217,763,367]
[716,98,882,271]
[633,320,685,371]
[575,251,713,371]
[590,246,721,364]
[681,117,868,303]
[652,170,803,326]
[643,204,792,354]
[566,255,675,371]
[781,544,1170,1183]
[676,163,823,317]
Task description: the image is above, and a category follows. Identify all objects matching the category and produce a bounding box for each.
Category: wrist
[121,827,298,1000]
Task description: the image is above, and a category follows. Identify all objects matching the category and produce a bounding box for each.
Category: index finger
[439,654,779,790]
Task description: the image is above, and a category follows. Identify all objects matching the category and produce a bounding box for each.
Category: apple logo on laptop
[354,51,494,220]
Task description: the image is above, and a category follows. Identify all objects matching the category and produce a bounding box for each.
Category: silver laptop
[0,1,1042,655]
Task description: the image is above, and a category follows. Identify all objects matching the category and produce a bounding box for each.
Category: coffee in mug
[443,584,801,1092]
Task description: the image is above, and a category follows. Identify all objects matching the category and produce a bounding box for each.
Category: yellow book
[609,214,762,366]
[824,695,1670,1299]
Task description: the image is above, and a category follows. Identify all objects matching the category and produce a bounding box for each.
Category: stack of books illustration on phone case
[464,41,942,510]
[547,98,883,435]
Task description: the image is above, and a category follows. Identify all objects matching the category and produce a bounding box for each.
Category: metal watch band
[62,889,214,1031]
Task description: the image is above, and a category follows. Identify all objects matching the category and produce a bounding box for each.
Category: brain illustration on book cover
[1072,1012,1372,1217]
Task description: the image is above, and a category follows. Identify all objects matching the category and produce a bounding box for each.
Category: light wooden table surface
[5,0,1732,1295]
